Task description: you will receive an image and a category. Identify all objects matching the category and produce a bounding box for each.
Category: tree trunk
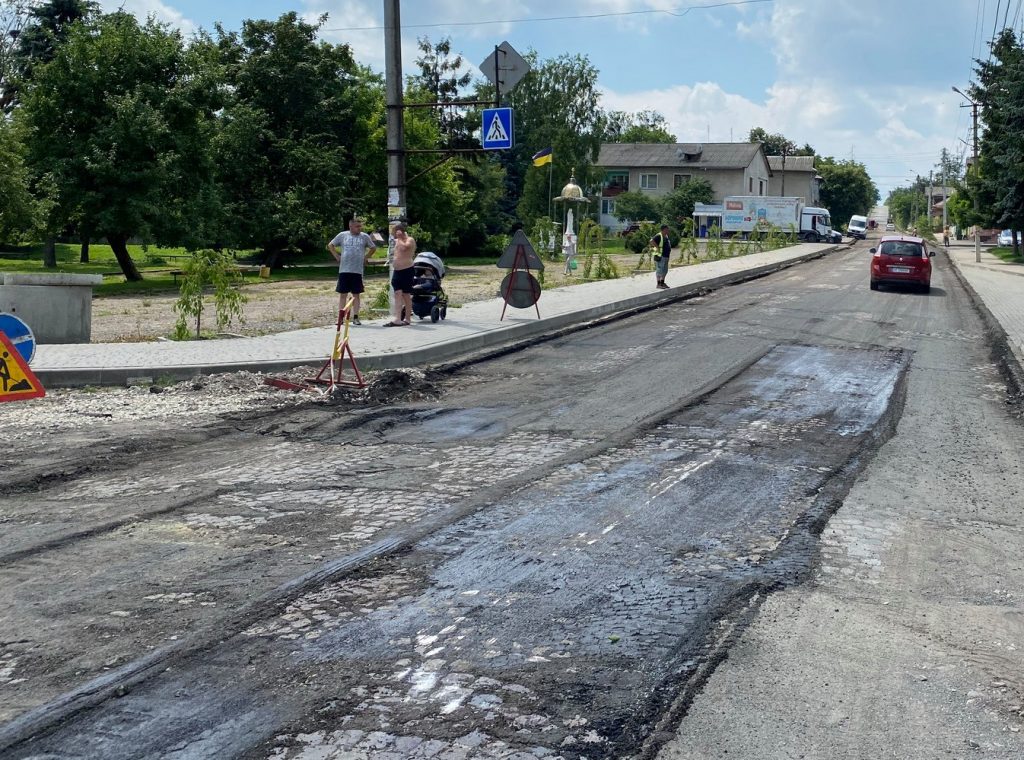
[42,237,57,268]
[107,234,143,281]
[80,238,90,264]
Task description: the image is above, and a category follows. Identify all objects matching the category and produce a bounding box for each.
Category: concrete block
[0,273,103,344]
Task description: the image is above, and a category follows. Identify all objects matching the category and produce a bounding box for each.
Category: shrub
[173,250,247,340]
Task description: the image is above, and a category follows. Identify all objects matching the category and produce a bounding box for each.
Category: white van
[848,215,868,240]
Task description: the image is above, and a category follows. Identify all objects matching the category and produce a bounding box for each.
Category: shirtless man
[385,223,417,326]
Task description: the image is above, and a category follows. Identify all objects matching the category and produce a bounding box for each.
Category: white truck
[721,196,837,242]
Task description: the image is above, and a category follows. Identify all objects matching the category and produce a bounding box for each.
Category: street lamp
[952,86,981,263]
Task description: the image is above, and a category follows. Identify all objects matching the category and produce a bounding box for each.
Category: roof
[766,155,816,172]
[598,142,764,170]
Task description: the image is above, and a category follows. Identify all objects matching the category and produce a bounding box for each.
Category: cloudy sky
[100,0,1014,199]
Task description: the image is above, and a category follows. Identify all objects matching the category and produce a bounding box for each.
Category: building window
[673,174,691,188]
[759,180,765,195]
[749,177,753,192]
[640,174,658,190]
[601,199,616,216]
[605,171,629,191]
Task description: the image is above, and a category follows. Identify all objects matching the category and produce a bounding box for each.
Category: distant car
[827,230,843,244]
[998,229,1019,246]
[870,235,935,293]
[885,222,896,231]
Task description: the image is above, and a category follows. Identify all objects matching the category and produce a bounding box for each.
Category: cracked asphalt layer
[2,244,1021,758]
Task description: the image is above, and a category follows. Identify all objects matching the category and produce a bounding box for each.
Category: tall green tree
[19,11,221,280]
[0,118,39,243]
[2,0,97,110]
[502,52,605,227]
[973,28,1024,235]
[410,36,474,147]
[213,13,381,262]
[817,157,878,225]
[603,110,676,143]
[748,127,815,156]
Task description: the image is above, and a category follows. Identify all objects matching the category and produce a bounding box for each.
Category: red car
[869,235,935,293]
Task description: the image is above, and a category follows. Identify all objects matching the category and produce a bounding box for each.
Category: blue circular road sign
[0,313,36,364]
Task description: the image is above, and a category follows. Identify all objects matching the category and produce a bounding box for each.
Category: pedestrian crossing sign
[0,331,45,403]
[482,107,513,150]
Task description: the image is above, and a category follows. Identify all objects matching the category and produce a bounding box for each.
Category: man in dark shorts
[385,223,417,327]
[650,224,672,289]
[327,216,377,325]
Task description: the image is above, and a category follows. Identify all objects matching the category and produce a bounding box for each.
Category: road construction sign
[0,313,35,363]
[0,331,45,402]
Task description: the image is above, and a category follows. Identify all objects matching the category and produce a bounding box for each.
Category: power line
[323,0,774,33]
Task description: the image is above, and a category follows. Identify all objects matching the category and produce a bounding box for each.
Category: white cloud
[100,0,195,36]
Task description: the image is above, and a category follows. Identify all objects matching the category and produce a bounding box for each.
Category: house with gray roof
[597,142,772,230]
[766,155,821,205]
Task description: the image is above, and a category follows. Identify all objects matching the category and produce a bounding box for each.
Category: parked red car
[869,235,935,293]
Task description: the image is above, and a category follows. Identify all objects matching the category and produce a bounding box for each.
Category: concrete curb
[34,246,836,388]
[945,251,1024,401]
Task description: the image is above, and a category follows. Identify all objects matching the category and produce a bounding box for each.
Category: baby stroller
[410,251,449,323]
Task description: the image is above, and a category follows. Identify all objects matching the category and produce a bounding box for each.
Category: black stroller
[410,251,448,323]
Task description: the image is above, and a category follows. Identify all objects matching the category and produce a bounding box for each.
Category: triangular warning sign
[486,113,509,143]
[0,331,45,402]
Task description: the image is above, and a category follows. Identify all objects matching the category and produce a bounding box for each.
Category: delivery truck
[721,196,836,242]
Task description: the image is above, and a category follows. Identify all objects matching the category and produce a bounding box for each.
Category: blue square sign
[482,107,513,150]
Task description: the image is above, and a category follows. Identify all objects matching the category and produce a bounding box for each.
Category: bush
[173,250,247,340]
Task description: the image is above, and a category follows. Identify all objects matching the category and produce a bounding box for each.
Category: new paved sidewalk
[945,241,1024,374]
[32,243,838,387]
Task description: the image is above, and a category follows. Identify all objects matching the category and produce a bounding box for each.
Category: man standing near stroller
[385,223,417,327]
[327,216,377,325]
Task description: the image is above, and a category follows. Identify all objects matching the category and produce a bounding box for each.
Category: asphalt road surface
[2,240,1022,759]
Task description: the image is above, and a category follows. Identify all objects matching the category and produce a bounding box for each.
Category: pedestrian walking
[651,224,672,289]
[384,223,417,327]
[943,225,950,248]
[327,216,377,325]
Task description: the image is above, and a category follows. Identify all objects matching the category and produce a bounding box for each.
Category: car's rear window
[879,241,924,257]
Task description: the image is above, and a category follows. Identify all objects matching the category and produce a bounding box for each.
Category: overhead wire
[322,0,774,33]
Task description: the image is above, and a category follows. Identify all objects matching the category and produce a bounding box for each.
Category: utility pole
[383,0,404,316]
[384,0,405,222]
[953,86,981,262]
[781,146,787,197]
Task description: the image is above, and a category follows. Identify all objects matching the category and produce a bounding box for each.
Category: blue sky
[101,0,1013,199]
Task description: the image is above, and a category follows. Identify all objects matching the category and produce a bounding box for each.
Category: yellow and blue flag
[532,147,553,167]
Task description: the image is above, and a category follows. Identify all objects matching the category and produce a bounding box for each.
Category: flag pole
[547,159,553,221]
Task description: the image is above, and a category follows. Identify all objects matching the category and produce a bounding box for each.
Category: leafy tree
[613,190,660,225]
[748,127,815,156]
[886,186,927,229]
[973,28,1024,235]
[2,0,97,110]
[19,11,221,280]
[603,109,676,143]
[410,36,474,147]
[0,117,38,243]
[173,249,247,339]
[0,0,34,111]
[212,13,381,263]
[502,52,605,227]
[817,157,878,227]
[659,178,714,225]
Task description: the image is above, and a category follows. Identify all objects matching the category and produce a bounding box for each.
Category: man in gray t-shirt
[327,216,377,325]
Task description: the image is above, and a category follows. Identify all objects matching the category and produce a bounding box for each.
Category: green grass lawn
[990,246,1024,263]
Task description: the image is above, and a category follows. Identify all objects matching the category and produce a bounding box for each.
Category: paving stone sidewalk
[945,242,1024,370]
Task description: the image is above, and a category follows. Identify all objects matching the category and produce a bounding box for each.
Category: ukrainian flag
[532,147,553,167]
